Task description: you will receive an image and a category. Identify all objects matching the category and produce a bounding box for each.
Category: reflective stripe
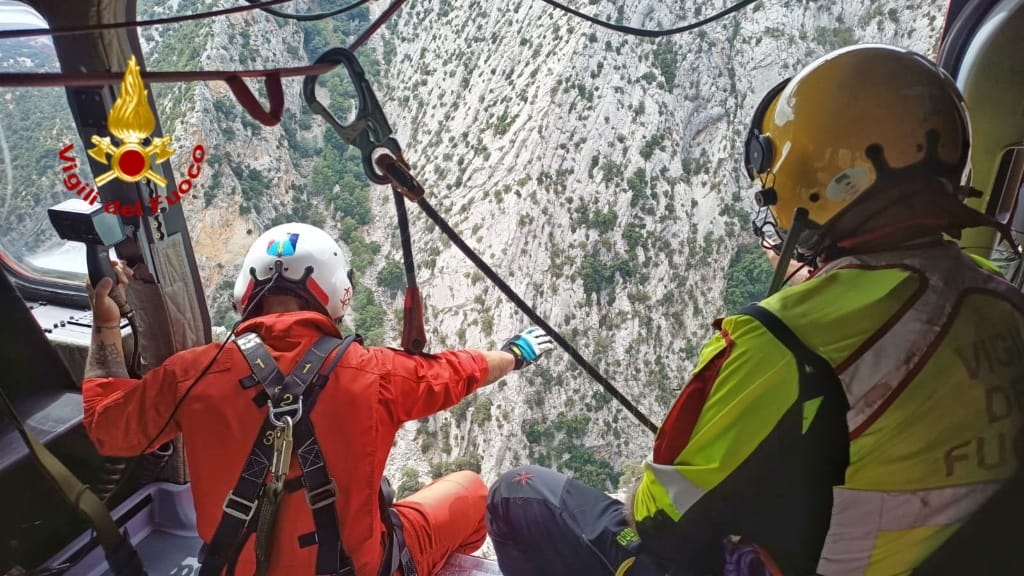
[818,482,1002,575]
[810,245,1023,574]
[816,244,1023,433]
[644,461,706,518]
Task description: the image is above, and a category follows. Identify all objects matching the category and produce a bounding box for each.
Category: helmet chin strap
[767,207,811,297]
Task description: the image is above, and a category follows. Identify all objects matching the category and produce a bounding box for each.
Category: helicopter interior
[0,0,1022,575]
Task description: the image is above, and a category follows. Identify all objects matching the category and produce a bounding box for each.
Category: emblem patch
[267,233,300,257]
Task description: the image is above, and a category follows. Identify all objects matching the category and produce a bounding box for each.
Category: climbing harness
[198,332,361,576]
[302,47,659,433]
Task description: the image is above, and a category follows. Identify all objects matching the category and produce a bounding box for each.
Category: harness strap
[387,509,419,576]
[199,333,355,576]
[378,478,418,576]
[739,304,850,485]
[290,334,361,575]
[738,304,850,572]
[0,388,146,576]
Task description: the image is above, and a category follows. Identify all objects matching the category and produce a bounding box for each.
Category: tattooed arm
[84,324,129,379]
[83,261,132,379]
[81,262,187,455]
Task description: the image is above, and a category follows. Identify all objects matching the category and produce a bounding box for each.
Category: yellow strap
[0,388,125,554]
[615,556,636,576]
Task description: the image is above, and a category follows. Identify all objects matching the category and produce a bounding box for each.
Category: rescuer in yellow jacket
[486,45,1024,576]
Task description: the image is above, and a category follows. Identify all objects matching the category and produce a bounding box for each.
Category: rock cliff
[136,0,948,491]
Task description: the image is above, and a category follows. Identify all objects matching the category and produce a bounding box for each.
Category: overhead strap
[224,73,285,127]
[0,388,146,576]
[0,65,331,128]
[199,333,359,576]
[0,0,294,41]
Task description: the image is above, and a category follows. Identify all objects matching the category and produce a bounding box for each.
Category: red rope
[0,62,334,88]
[349,0,407,51]
[0,0,407,125]
[0,0,295,41]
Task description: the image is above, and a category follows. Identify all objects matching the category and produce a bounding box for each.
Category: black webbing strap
[289,334,361,575]
[378,479,395,576]
[387,509,419,576]
[739,305,850,574]
[739,304,850,486]
[198,333,350,576]
[377,478,418,576]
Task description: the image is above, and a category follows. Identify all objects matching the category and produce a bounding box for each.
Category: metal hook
[302,47,401,184]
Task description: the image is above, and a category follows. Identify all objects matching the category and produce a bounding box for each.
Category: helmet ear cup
[744,77,791,179]
[746,133,775,178]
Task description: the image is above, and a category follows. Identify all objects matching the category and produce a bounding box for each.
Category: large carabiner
[302,47,402,185]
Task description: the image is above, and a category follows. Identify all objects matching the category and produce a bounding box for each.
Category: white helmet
[232,222,353,322]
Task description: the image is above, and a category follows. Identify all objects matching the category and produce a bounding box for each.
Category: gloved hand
[501,327,555,370]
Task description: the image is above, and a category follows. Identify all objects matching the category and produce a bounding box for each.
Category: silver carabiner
[268,396,303,427]
[302,47,402,185]
[269,416,294,481]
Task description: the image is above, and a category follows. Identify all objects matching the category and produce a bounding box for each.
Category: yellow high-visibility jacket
[633,242,1023,576]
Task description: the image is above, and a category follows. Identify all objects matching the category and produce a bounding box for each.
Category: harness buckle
[222,490,259,522]
[305,478,338,510]
[269,396,303,427]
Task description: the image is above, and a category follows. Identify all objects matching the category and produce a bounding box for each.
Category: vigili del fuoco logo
[58,55,206,216]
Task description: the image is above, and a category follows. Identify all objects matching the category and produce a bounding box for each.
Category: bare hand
[86,260,132,327]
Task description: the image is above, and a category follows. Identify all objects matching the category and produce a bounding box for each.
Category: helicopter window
[990,146,1024,288]
[988,146,1024,226]
[0,1,95,285]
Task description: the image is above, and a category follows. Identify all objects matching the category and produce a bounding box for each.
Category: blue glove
[501,327,555,370]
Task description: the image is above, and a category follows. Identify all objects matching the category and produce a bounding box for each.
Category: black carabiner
[302,47,401,185]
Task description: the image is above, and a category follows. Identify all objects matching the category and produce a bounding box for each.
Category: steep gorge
[0,0,950,493]
[145,0,949,492]
[363,0,948,491]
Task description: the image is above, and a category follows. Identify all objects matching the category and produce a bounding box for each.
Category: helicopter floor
[48,482,503,576]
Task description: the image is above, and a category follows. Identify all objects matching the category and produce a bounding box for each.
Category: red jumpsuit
[82,311,490,575]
